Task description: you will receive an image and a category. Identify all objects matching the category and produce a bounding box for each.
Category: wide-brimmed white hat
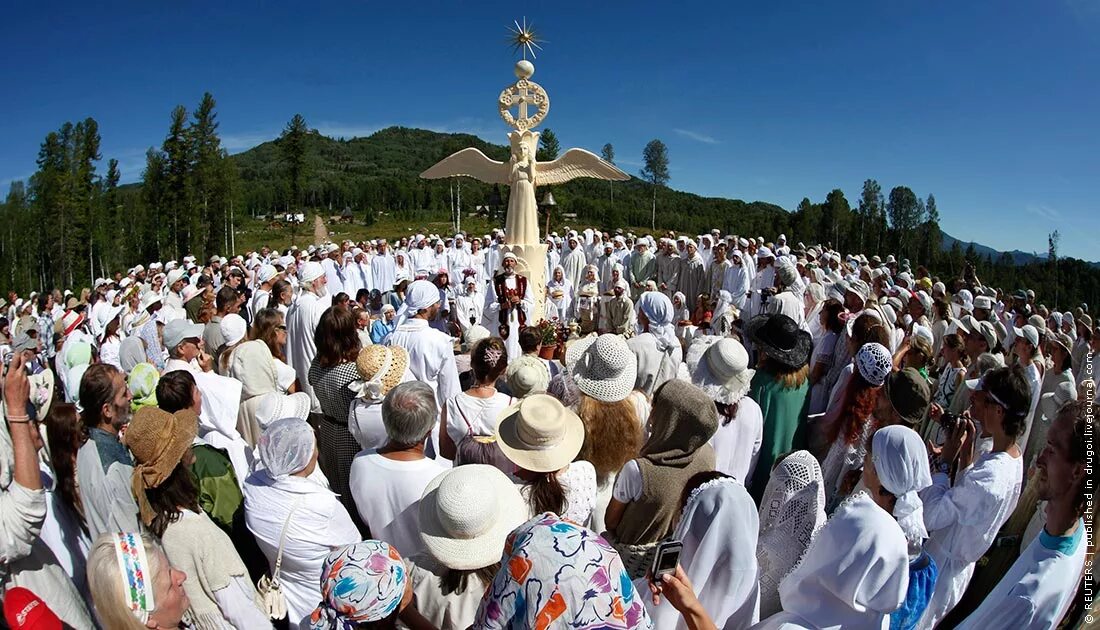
[495,394,585,473]
[686,336,755,405]
[564,334,598,372]
[571,334,637,403]
[418,465,527,570]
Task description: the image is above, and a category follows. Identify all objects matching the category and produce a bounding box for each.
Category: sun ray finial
[506,16,546,60]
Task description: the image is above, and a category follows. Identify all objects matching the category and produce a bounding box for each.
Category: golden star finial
[507,17,545,60]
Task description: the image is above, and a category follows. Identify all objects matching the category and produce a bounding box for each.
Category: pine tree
[601,143,615,206]
[641,139,670,229]
[163,105,192,258]
[537,128,560,161]
[190,92,227,256]
[280,114,309,212]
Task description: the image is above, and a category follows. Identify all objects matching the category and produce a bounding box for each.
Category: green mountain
[228,126,790,237]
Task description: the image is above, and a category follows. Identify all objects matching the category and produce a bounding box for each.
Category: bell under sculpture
[420,58,628,320]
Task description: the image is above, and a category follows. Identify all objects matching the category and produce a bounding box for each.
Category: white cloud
[1025,203,1062,223]
[673,128,720,145]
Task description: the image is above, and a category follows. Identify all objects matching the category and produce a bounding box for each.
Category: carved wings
[419,148,510,184]
[536,149,630,186]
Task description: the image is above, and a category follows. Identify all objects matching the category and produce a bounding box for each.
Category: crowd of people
[0,225,1096,630]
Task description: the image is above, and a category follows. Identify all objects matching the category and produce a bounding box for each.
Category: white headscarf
[258,417,315,479]
[635,291,677,351]
[761,492,909,630]
[756,450,827,619]
[646,476,760,630]
[870,425,932,550]
[395,279,440,327]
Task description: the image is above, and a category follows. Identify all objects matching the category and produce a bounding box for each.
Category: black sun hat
[746,313,813,369]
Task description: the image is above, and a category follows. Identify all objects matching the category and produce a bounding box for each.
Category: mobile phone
[650,540,683,580]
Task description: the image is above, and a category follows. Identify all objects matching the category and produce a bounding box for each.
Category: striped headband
[113,532,156,623]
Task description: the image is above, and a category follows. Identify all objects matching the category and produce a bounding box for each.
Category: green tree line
[1,99,1096,310]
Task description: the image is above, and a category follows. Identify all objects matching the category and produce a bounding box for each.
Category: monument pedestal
[502,242,547,321]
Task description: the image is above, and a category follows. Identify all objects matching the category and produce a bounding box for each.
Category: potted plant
[534,319,561,359]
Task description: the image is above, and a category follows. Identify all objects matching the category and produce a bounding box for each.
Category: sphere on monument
[514,59,535,79]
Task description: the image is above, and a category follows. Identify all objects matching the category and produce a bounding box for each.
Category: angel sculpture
[421,130,628,246]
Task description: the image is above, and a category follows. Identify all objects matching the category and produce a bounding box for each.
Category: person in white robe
[483,253,534,360]
[629,291,683,396]
[371,242,397,297]
[753,491,909,630]
[748,247,777,321]
[656,239,681,298]
[446,234,473,285]
[543,266,571,323]
[955,399,1090,630]
[645,476,760,630]
[559,235,588,294]
[918,369,1026,628]
[285,261,332,414]
[385,280,461,457]
[454,276,485,334]
[628,241,656,301]
[544,236,561,283]
[597,244,617,294]
[678,240,707,311]
[698,234,714,271]
[320,246,346,296]
[767,259,807,329]
[723,252,751,313]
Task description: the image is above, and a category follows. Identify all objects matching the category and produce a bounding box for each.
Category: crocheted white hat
[572,334,637,403]
[855,342,893,387]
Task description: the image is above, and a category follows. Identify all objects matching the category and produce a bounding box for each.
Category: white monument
[420,21,628,320]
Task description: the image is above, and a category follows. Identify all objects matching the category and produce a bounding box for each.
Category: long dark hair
[439,563,501,595]
[314,305,361,367]
[521,468,567,516]
[145,463,200,537]
[45,403,87,529]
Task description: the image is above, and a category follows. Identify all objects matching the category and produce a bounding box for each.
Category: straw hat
[495,394,585,472]
[571,334,637,402]
[418,465,528,570]
[686,336,755,405]
[124,407,199,525]
[354,345,409,401]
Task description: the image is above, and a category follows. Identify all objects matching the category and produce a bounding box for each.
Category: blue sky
[2,1,1097,259]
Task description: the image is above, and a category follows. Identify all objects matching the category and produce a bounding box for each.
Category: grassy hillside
[228,126,792,239]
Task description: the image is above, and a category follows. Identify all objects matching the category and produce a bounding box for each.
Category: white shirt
[918,450,1023,628]
[443,391,513,445]
[957,519,1087,630]
[243,472,361,630]
[348,450,446,560]
[709,397,764,485]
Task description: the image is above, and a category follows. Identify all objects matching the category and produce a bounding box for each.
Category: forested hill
[227,126,791,238]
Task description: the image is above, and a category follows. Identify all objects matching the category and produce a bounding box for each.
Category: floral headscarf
[474,513,652,629]
[309,540,407,629]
